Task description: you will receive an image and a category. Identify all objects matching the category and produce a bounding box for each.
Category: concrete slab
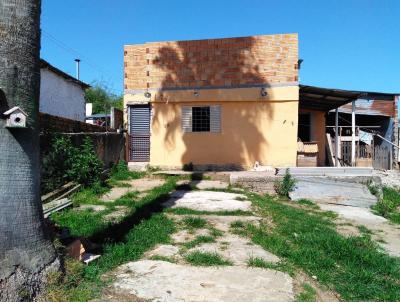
[104,206,129,222]
[171,229,211,244]
[290,178,377,208]
[202,215,261,232]
[145,245,180,258]
[190,234,280,266]
[112,260,294,302]
[319,203,400,257]
[277,167,373,177]
[76,204,107,212]
[177,180,229,190]
[101,178,165,202]
[163,191,251,212]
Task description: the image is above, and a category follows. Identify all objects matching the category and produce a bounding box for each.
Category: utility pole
[75,58,81,80]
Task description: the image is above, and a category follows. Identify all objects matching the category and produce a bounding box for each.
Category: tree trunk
[0,1,59,301]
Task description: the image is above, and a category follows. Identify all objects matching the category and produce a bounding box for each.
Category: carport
[299,85,398,168]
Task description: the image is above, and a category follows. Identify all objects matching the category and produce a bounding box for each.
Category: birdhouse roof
[3,106,28,116]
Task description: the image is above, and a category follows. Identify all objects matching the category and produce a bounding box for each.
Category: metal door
[129,105,150,162]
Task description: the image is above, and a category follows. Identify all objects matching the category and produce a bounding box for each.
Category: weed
[114,191,139,207]
[357,225,373,235]
[230,220,245,228]
[209,227,223,238]
[248,193,400,301]
[183,162,194,171]
[149,255,176,263]
[185,251,232,266]
[274,168,296,197]
[183,235,215,249]
[296,283,317,302]
[373,187,400,224]
[235,196,247,201]
[166,208,252,216]
[247,257,295,276]
[109,160,144,181]
[297,199,319,209]
[182,216,207,229]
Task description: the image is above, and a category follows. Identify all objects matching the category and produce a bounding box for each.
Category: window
[192,106,210,132]
[182,105,220,133]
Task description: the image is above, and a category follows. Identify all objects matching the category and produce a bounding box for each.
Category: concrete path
[163,190,251,211]
[112,260,293,302]
[319,204,400,257]
[103,189,293,301]
[101,178,165,202]
[290,177,377,208]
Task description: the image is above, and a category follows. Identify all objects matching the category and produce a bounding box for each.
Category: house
[40,59,90,121]
[123,34,398,170]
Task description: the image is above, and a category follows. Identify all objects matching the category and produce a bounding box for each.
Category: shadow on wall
[151,37,277,169]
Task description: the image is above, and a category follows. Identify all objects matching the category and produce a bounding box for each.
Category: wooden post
[351,100,356,166]
[335,108,339,167]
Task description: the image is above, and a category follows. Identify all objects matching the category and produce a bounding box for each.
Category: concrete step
[277,167,373,177]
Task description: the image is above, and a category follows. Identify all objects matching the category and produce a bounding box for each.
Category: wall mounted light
[144,91,151,98]
[194,90,199,97]
[260,87,268,97]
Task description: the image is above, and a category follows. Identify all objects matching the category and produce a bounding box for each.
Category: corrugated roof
[300,85,397,112]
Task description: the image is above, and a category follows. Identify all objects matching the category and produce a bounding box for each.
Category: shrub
[274,168,296,197]
[109,160,143,181]
[41,136,103,193]
[41,136,77,193]
[67,137,103,186]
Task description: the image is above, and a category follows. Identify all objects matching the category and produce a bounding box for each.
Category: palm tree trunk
[0,1,59,300]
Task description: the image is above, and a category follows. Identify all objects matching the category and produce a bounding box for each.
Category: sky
[41,0,400,95]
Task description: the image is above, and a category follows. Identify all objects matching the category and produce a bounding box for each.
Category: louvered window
[182,105,220,133]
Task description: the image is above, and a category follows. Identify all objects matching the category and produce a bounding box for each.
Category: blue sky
[41,0,400,95]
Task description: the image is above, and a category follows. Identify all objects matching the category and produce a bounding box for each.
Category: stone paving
[104,187,294,302]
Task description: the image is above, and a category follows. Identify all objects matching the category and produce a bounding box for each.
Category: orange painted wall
[150,100,299,169]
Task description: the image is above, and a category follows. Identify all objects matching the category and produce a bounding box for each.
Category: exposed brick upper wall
[124,34,298,91]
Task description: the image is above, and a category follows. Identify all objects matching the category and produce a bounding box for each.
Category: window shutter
[181,106,192,133]
[210,105,221,133]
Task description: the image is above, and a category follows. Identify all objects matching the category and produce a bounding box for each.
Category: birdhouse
[3,106,28,128]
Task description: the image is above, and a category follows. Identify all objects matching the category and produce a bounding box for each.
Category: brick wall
[124,34,298,91]
[39,112,115,133]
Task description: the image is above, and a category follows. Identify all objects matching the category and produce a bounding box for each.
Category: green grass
[185,251,232,266]
[182,216,207,229]
[49,176,180,301]
[297,199,319,209]
[182,235,216,249]
[109,160,145,182]
[229,220,249,236]
[248,193,400,302]
[149,255,176,263]
[71,183,109,205]
[166,207,253,216]
[373,186,400,224]
[296,283,317,302]
[113,191,139,207]
[247,257,295,276]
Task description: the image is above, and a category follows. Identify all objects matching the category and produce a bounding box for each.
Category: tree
[0,1,59,300]
[84,84,123,114]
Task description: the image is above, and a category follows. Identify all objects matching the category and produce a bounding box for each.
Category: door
[129,105,150,162]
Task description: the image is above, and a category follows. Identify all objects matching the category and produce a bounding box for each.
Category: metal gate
[128,105,150,162]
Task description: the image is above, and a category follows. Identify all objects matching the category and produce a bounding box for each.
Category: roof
[3,106,28,116]
[300,85,398,112]
[40,59,90,89]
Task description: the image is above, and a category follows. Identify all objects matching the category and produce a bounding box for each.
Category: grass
[182,235,216,249]
[297,199,319,209]
[248,193,400,302]
[166,207,253,216]
[247,257,295,276]
[296,283,317,302]
[182,216,207,229]
[185,251,232,266]
[373,186,400,224]
[149,255,176,263]
[229,220,249,236]
[48,176,179,301]
[108,160,145,182]
[114,191,139,207]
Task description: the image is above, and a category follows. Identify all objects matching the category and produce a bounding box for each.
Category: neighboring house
[123,34,398,170]
[40,59,90,121]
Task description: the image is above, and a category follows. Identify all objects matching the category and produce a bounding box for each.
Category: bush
[274,168,296,197]
[67,137,103,186]
[41,136,103,193]
[109,160,144,181]
[41,136,77,193]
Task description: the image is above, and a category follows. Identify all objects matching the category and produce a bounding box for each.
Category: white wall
[39,68,86,121]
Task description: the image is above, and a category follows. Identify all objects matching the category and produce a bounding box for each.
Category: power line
[41,29,121,93]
